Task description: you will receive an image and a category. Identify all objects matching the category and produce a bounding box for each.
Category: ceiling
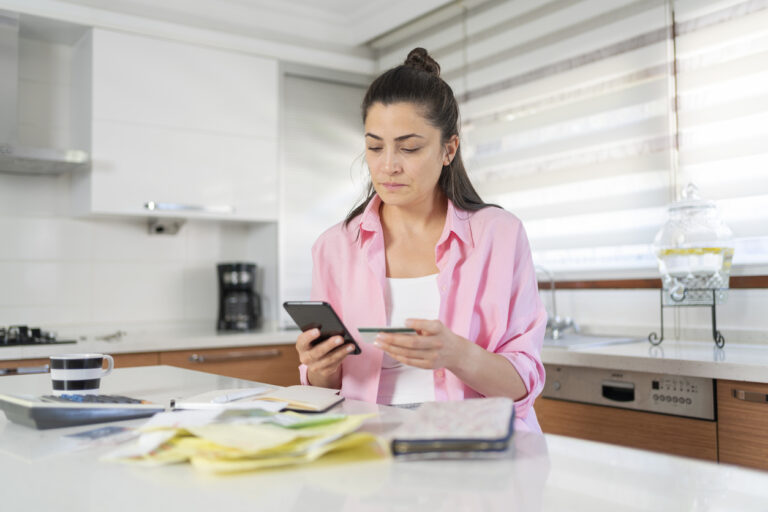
[54,0,454,48]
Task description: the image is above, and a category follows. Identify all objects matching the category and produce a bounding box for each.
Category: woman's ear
[443,134,459,166]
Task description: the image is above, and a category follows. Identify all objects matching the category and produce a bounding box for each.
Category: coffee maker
[217,262,262,331]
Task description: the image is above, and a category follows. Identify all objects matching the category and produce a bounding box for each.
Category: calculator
[0,393,166,429]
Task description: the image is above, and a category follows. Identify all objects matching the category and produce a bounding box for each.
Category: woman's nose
[382,149,402,174]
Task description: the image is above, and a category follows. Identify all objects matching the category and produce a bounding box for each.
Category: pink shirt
[299,195,547,433]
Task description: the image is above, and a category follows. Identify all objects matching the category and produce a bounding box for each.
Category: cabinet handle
[0,364,50,375]
[732,389,768,403]
[188,349,281,364]
[144,201,235,214]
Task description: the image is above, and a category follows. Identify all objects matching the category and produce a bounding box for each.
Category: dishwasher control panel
[542,364,715,420]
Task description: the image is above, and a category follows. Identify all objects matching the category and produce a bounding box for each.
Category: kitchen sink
[542,333,642,349]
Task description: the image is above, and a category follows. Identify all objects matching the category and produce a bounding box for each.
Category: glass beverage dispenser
[653,183,734,305]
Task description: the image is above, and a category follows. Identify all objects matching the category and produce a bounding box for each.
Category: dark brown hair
[344,47,496,226]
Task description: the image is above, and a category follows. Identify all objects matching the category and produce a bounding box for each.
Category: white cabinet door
[73,29,278,221]
[87,120,276,220]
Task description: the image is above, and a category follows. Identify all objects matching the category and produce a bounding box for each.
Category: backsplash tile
[91,262,186,323]
[89,218,187,262]
[0,172,277,330]
[0,261,90,307]
[0,218,93,261]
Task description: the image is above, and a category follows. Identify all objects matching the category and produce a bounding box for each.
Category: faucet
[535,265,579,340]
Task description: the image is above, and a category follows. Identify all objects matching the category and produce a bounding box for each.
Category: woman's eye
[367,147,382,152]
[402,147,420,153]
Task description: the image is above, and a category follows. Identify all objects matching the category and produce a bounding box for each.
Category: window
[370,0,768,277]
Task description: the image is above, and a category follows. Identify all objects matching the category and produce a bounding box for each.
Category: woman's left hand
[373,318,468,370]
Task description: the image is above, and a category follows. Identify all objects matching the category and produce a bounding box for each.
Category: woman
[295,48,546,432]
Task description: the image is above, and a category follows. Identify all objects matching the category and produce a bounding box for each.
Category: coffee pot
[217,262,262,331]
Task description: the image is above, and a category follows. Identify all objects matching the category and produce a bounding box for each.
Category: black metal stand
[648,288,725,348]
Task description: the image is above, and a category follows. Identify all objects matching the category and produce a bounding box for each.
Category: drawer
[0,358,50,376]
[717,379,768,470]
[535,397,718,461]
[0,352,159,376]
[159,344,300,386]
[114,352,159,368]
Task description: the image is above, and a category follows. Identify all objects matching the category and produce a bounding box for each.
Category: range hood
[0,10,89,174]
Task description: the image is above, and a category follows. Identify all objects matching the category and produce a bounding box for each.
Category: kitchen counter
[4,325,768,385]
[0,325,297,361]
[1,366,768,512]
[542,337,768,383]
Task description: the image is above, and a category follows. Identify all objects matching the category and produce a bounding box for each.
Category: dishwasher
[542,364,715,419]
[538,364,717,460]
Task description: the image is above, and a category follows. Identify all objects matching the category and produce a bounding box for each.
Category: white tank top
[377,274,440,405]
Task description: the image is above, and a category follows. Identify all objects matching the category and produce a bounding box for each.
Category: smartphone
[283,301,361,355]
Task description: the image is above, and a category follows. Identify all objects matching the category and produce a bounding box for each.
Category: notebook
[257,385,345,413]
[390,397,515,457]
[174,385,344,414]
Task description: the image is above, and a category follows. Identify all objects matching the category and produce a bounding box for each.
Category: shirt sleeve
[492,223,547,420]
[299,234,340,386]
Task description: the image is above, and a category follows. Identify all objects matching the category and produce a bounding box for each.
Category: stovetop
[0,326,76,346]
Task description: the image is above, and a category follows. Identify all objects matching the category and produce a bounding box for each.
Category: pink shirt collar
[356,194,474,249]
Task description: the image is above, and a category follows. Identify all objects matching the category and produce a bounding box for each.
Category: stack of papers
[103,408,387,473]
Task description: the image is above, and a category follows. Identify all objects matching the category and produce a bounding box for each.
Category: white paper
[102,430,177,459]
[173,398,287,412]
[140,409,221,430]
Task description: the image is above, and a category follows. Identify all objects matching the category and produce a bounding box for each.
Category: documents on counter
[103,407,387,473]
[255,385,345,412]
[173,385,344,413]
[390,397,516,458]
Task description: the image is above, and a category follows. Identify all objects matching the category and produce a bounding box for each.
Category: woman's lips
[381,183,406,191]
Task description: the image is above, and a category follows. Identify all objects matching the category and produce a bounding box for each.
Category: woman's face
[364,102,458,208]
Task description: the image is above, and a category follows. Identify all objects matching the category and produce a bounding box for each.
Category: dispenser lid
[668,183,715,211]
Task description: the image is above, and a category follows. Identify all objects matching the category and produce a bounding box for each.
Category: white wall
[0,36,278,334]
[278,71,368,326]
[546,287,768,344]
[0,171,277,332]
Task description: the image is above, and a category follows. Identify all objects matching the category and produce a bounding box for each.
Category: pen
[211,388,268,404]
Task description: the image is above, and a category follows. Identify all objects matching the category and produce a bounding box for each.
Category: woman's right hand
[295,328,355,389]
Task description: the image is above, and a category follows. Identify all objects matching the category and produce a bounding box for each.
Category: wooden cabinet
[717,379,768,470]
[0,345,298,385]
[0,352,159,376]
[159,344,300,386]
[114,352,159,368]
[535,397,718,461]
[0,358,49,376]
[71,29,279,221]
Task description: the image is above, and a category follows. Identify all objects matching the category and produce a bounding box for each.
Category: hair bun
[404,47,441,77]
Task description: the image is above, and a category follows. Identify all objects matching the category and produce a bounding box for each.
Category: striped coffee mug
[49,353,114,394]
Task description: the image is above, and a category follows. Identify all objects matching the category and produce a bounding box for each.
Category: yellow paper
[186,423,299,452]
[186,414,371,456]
[106,412,381,473]
[190,433,387,474]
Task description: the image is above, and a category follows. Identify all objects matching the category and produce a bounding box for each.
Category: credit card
[357,327,417,343]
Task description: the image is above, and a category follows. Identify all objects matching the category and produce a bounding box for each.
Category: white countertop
[542,337,768,383]
[1,366,767,512]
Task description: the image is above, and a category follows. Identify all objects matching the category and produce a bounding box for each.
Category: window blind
[674,0,768,265]
[370,0,768,275]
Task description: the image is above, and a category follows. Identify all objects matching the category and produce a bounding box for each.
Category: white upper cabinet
[71,29,278,221]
